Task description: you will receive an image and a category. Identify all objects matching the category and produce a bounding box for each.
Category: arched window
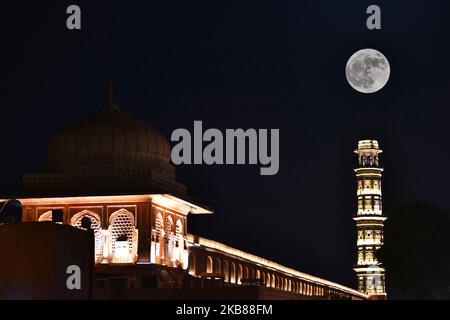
[109,209,136,263]
[358,251,364,265]
[155,212,163,243]
[164,216,174,262]
[188,252,196,275]
[214,257,221,273]
[206,256,213,273]
[165,216,174,241]
[373,180,379,189]
[231,262,236,284]
[152,212,164,264]
[238,264,243,284]
[173,219,185,267]
[366,250,374,263]
[71,210,103,259]
[175,219,184,248]
[223,260,229,282]
[244,266,249,279]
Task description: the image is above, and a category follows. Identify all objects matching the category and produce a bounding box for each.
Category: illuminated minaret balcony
[353,139,387,298]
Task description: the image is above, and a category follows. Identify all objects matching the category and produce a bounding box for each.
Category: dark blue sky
[2,1,450,287]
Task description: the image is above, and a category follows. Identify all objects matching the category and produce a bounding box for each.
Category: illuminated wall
[17,194,208,268]
[353,140,387,297]
[12,193,367,299]
[187,235,367,300]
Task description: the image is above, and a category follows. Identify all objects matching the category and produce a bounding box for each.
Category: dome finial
[103,79,119,112]
[107,79,113,103]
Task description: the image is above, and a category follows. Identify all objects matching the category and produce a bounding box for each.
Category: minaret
[353,139,387,298]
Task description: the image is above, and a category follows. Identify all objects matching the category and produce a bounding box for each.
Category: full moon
[345,48,390,93]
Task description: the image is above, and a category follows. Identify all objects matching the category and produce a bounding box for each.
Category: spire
[107,79,114,104]
[103,79,119,112]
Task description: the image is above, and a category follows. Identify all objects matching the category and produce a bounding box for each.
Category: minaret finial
[103,79,119,112]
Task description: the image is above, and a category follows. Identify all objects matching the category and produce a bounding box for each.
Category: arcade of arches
[18,194,365,300]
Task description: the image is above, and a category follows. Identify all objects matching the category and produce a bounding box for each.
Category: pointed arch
[71,210,101,226]
[71,210,103,258]
[231,262,236,284]
[38,211,52,222]
[214,257,221,273]
[223,260,229,282]
[155,212,163,243]
[165,215,174,238]
[152,211,164,264]
[238,264,243,284]
[109,209,137,263]
[188,251,196,275]
[175,219,183,239]
[206,256,213,273]
[164,215,174,262]
[175,219,184,251]
[243,266,249,279]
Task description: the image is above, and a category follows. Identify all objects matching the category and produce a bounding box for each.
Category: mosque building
[1,82,371,300]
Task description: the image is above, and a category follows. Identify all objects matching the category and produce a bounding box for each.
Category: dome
[47,81,173,176]
[22,81,186,197]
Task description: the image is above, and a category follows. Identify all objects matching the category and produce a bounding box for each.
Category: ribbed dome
[22,81,187,197]
[46,81,174,176]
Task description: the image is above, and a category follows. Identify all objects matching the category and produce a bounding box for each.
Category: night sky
[2,1,450,288]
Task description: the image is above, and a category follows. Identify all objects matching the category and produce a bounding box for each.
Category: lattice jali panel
[109,209,136,260]
[175,219,183,237]
[155,212,163,242]
[165,216,173,240]
[38,211,52,221]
